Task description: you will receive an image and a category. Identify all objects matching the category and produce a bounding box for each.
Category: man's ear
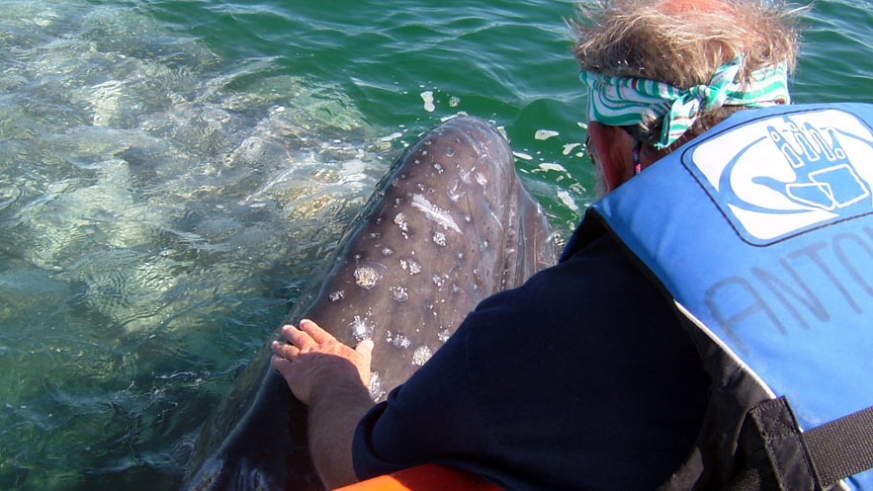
[588,121,633,192]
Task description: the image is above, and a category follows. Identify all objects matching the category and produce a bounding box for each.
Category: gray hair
[572,0,803,148]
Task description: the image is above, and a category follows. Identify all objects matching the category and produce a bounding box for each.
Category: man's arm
[271,320,375,489]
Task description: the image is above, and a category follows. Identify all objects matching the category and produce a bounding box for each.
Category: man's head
[573,0,801,194]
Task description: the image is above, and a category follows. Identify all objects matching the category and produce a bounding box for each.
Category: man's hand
[270,319,375,489]
[271,319,374,405]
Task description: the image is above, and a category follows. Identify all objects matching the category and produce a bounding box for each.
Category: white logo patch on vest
[686,109,873,244]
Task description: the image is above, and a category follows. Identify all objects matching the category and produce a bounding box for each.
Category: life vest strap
[746,397,819,491]
[734,397,873,491]
[805,404,873,488]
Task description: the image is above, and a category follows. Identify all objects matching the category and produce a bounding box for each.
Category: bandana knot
[580,55,790,149]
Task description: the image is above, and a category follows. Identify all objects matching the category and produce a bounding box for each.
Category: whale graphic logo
[685,109,873,244]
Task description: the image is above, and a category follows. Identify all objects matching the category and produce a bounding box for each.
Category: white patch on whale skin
[447,179,463,202]
[386,331,411,348]
[410,194,461,233]
[431,274,445,288]
[389,286,409,302]
[393,213,409,232]
[432,231,447,247]
[354,266,380,289]
[399,258,422,275]
[412,345,433,366]
[368,371,386,401]
[350,315,374,341]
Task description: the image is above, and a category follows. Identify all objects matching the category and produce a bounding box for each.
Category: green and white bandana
[580,56,790,149]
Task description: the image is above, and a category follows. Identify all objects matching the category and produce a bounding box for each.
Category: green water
[0,0,871,489]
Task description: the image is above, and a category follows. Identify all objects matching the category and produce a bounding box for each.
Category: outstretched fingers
[270,350,294,379]
[298,318,335,344]
[271,337,300,360]
[270,318,375,403]
[280,324,314,350]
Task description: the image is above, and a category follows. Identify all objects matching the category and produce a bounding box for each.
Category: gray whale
[182,116,556,490]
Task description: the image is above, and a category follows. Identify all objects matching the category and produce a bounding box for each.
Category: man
[270,0,800,489]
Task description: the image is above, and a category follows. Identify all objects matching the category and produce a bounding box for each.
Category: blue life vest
[588,103,873,491]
